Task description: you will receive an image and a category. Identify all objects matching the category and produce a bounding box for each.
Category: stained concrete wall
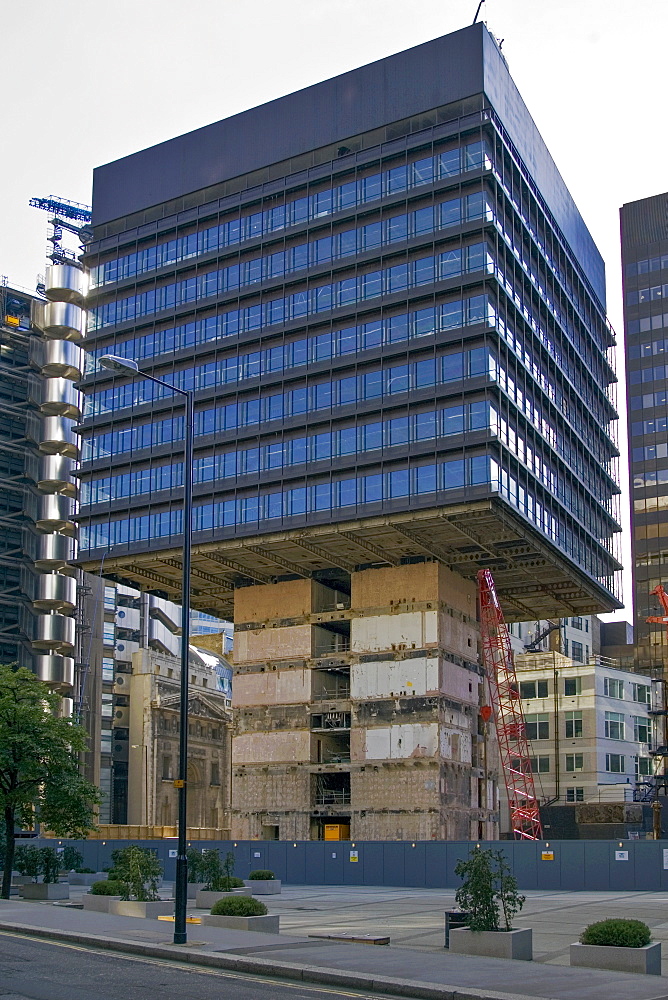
[234,624,312,663]
[363,722,438,760]
[232,667,310,706]
[234,578,313,623]
[233,730,310,763]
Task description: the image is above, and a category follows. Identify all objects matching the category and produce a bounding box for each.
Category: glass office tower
[78,24,622,839]
[621,190,668,676]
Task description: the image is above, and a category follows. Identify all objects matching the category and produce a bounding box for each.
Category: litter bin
[444,910,470,948]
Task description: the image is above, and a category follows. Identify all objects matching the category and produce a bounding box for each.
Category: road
[0,932,386,1000]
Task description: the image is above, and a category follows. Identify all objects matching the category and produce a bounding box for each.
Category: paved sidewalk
[2,897,668,1000]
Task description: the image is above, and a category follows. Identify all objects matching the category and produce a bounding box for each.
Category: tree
[454,847,525,932]
[0,665,100,898]
[111,845,162,901]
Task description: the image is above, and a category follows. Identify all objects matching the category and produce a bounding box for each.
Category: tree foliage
[0,665,100,898]
[454,847,525,932]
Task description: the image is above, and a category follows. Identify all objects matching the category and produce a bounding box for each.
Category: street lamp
[99,354,193,945]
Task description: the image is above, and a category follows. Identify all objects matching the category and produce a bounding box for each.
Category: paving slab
[3,897,668,1000]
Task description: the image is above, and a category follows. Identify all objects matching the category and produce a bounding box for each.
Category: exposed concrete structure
[232,562,496,841]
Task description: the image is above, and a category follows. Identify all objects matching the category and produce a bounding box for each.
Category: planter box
[19,882,70,901]
[108,899,175,919]
[570,941,661,975]
[195,887,251,909]
[68,872,108,886]
[202,913,279,933]
[187,882,206,900]
[449,927,532,961]
[243,879,281,895]
[82,893,122,913]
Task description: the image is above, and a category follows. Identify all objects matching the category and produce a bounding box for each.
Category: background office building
[79,23,621,840]
[621,191,668,677]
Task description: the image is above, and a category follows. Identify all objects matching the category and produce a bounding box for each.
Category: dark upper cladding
[91,22,605,306]
[620,191,668,250]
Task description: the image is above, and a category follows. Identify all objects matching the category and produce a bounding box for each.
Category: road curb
[0,919,556,1000]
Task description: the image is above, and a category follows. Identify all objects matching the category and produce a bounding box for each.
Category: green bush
[110,846,162,902]
[186,847,204,883]
[76,867,95,874]
[211,875,245,891]
[454,847,525,932]
[39,847,61,884]
[247,869,275,880]
[90,879,128,896]
[13,845,41,879]
[210,895,268,917]
[62,846,84,871]
[580,919,650,948]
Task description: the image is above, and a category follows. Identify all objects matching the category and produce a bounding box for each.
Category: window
[636,757,652,777]
[210,762,220,786]
[571,640,584,662]
[101,693,113,719]
[103,621,115,646]
[604,677,624,699]
[633,716,651,744]
[531,756,550,773]
[606,753,625,773]
[566,787,584,802]
[162,756,172,780]
[520,680,548,699]
[565,753,584,772]
[564,677,581,696]
[100,729,112,754]
[565,711,583,738]
[605,711,625,740]
[632,682,650,705]
[102,658,115,683]
[571,617,583,630]
[525,713,549,740]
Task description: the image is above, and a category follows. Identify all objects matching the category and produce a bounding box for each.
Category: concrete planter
[68,872,108,885]
[82,893,122,913]
[195,887,251,909]
[187,882,206,900]
[202,913,279,933]
[108,899,175,919]
[570,941,661,975]
[243,879,281,895]
[449,927,532,961]
[19,882,70,901]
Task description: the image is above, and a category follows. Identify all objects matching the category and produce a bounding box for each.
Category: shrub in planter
[580,919,650,948]
[13,845,41,881]
[110,846,162,901]
[454,847,524,931]
[186,847,204,883]
[62,846,83,871]
[90,879,128,896]
[38,847,61,884]
[75,867,95,874]
[248,869,275,880]
[211,895,268,917]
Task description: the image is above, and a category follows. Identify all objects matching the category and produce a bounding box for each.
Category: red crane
[477,569,543,840]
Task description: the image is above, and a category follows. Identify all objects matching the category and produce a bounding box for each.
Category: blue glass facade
[79,24,621,619]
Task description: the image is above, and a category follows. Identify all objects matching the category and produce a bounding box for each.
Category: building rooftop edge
[90,23,605,304]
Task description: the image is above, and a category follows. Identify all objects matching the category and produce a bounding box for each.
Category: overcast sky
[3,0,665,621]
